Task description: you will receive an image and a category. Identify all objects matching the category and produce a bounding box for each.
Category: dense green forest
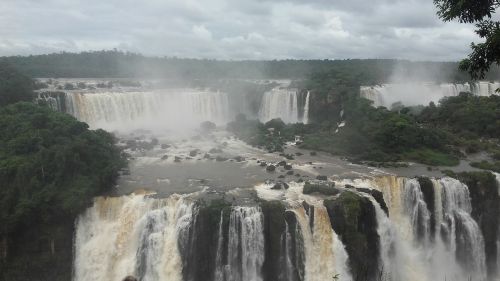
[3,50,500,82]
[0,62,126,280]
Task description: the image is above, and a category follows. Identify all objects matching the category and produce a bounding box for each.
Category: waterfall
[368,176,487,281]
[214,206,264,281]
[440,178,487,280]
[360,82,499,107]
[291,205,351,281]
[259,88,310,124]
[48,89,230,131]
[73,194,195,281]
[302,91,310,124]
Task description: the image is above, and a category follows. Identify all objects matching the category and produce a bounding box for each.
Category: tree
[435,0,500,79]
[0,62,34,106]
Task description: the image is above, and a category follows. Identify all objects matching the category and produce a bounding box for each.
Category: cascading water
[360,82,500,107]
[258,88,309,124]
[302,91,310,124]
[214,206,265,281]
[291,205,351,281]
[70,90,230,131]
[73,193,195,281]
[367,176,487,281]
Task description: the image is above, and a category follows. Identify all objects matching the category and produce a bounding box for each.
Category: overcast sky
[0,0,483,60]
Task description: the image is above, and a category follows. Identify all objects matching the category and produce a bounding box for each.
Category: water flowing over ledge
[73,175,497,281]
[360,82,500,107]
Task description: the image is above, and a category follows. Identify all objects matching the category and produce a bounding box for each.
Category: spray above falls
[360,82,500,108]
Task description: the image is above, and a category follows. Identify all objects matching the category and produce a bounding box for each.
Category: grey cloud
[0,0,481,60]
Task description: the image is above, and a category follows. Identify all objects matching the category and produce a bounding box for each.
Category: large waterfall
[38,86,311,130]
[360,82,500,107]
[72,175,499,281]
[39,89,231,131]
[366,176,487,281]
[258,88,310,124]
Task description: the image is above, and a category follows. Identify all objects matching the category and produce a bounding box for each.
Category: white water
[292,206,351,281]
[61,89,230,132]
[302,91,310,124]
[360,82,499,107]
[73,193,195,281]
[367,176,487,281]
[214,206,265,281]
[258,88,309,124]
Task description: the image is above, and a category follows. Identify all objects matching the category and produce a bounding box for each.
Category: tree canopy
[0,62,34,106]
[0,103,126,236]
[435,0,500,79]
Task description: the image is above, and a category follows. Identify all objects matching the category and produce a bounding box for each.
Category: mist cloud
[0,0,479,60]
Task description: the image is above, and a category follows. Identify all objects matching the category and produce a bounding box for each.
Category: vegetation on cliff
[0,65,126,280]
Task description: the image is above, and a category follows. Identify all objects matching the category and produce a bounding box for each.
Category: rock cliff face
[324,192,380,281]
[3,173,500,281]
[0,220,74,281]
[454,172,500,277]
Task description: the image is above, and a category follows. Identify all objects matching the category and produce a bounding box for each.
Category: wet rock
[295,174,300,177]
[303,181,339,196]
[297,179,304,183]
[324,192,380,279]
[189,149,199,157]
[284,154,294,160]
[203,153,211,159]
[284,164,293,170]
[161,144,171,149]
[260,162,267,167]
[266,165,276,172]
[278,175,285,179]
[278,160,287,166]
[272,181,289,190]
[215,156,228,162]
[174,156,182,163]
[345,184,355,189]
[356,188,389,216]
[316,175,328,181]
[286,170,294,175]
[310,151,317,156]
[234,156,246,162]
[209,148,223,154]
[161,155,169,160]
[295,152,303,156]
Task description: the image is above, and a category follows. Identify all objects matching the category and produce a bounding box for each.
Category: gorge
[32,79,500,281]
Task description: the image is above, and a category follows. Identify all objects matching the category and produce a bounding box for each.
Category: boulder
[286,170,294,175]
[161,155,169,160]
[189,149,199,157]
[271,181,289,190]
[174,156,182,163]
[303,181,339,196]
[161,144,171,149]
[234,156,246,162]
[278,160,287,166]
[316,175,328,181]
[215,156,228,162]
[310,151,317,156]
[284,164,293,170]
[266,165,276,172]
[209,148,223,154]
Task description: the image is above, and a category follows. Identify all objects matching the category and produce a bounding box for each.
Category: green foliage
[403,148,460,166]
[419,92,500,138]
[0,62,34,106]
[470,160,500,173]
[435,0,500,79]
[303,182,339,196]
[0,103,126,236]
